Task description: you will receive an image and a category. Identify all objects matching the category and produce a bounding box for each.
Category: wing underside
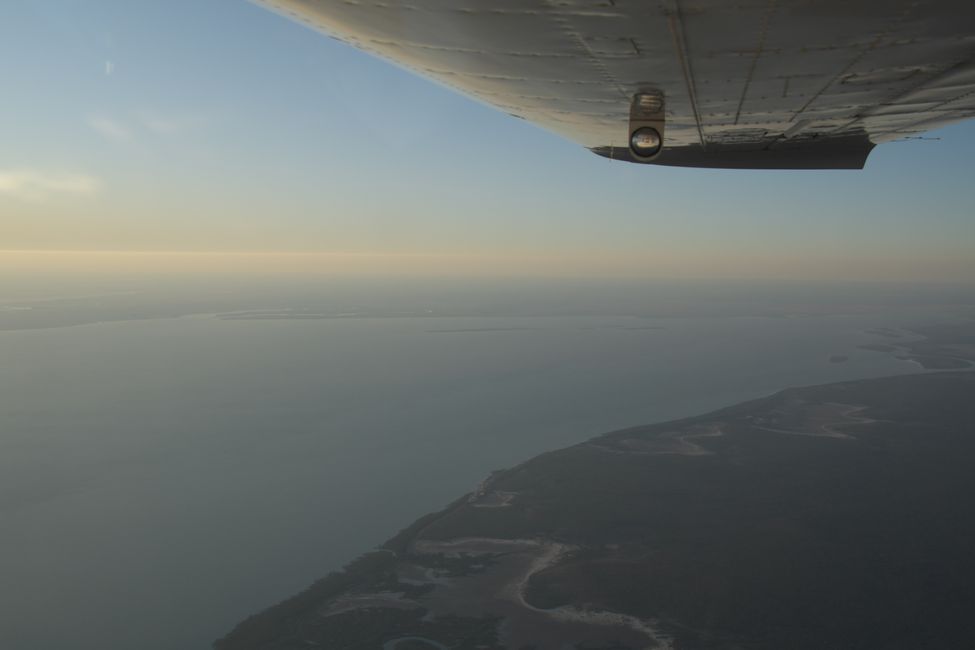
[255,0,975,169]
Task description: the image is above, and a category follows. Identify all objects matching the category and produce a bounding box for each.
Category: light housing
[628,91,665,161]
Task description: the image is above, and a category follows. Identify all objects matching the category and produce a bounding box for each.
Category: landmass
[217,324,975,650]
[426,328,538,334]
[863,326,903,338]
[857,343,896,352]
[859,322,975,369]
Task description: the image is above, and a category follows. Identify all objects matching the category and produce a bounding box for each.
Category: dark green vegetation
[213,552,398,650]
[214,551,500,650]
[858,322,975,369]
[226,607,500,650]
[412,373,975,650]
[517,373,975,649]
[218,322,975,650]
[858,343,896,352]
[894,323,975,368]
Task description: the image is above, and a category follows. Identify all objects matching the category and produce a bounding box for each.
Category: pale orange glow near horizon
[2,249,972,283]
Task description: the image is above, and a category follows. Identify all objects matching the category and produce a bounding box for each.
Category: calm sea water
[0,311,923,649]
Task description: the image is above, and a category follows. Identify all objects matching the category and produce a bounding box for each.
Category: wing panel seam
[667,0,707,148]
[733,0,778,126]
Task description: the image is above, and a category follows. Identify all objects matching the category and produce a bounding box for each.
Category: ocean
[0,280,951,649]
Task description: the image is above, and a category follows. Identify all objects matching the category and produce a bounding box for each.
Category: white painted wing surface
[254,0,975,168]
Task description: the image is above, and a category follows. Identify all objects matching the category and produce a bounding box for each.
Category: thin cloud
[0,169,100,202]
[88,116,131,141]
[138,111,204,135]
[104,60,115,76]
[87,111,204,142]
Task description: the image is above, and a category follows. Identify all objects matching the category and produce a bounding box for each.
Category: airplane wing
[253,0,975,169]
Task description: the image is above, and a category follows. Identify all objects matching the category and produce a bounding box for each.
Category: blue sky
[1,0,972,281]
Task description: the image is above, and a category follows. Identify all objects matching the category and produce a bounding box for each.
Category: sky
[1,0,973,282]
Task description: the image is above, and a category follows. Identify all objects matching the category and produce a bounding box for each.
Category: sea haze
[0,277,970,650]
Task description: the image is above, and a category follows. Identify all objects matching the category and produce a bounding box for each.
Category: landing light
[630,127,662,158]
